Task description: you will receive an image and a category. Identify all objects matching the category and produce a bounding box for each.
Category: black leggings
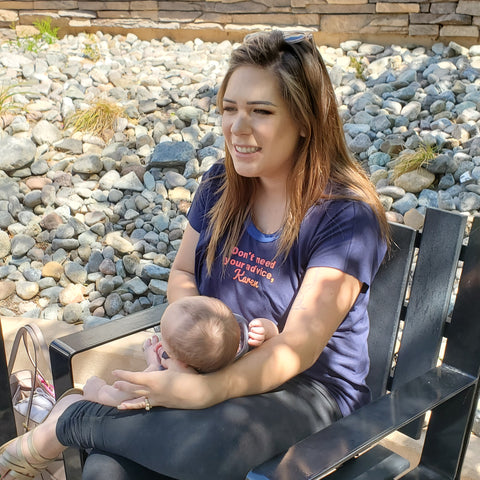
[56,375,342,480]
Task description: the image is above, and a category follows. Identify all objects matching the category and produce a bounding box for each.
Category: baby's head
[160,296,240,373]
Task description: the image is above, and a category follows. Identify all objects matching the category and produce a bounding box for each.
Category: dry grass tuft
[66,100,125,139]
[392,144,437,179]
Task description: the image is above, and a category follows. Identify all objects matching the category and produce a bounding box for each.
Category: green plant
[8,18,58,53]
[33,18,59,44]
[21,37,39,53]
[0,84,21,115]
[66,100,126,139]
[349,56,366,80]
[392,144,437,179]
[83,43,101,62]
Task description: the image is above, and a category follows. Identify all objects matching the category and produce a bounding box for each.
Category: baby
[83,296,278,407]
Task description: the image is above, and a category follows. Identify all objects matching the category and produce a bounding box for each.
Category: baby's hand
[83,376,107,402]
[143,335,163,368]
[248,319,266,347]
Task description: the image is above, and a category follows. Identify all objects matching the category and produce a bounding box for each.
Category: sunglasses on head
[244,30,314,45]
[283,32,314,44]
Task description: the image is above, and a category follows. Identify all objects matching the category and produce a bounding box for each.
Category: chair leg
[416,383,479,479]
[62,447,85,480]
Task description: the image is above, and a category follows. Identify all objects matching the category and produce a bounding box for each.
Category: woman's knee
[82,451,128,480]
[82,450,173,480]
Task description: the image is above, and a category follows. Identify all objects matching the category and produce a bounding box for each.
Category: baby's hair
[162,296,240,373]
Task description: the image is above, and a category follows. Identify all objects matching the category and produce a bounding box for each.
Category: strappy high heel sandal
[0,387,84,479]
[0,431,55,479]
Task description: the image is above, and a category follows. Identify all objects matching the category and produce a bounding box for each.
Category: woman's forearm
[206,331,317,406]
[166,269,199,303]
[167,223,200,303]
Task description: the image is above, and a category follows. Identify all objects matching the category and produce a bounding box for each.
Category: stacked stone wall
[0,0,478,47]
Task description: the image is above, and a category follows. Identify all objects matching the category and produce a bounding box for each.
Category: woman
[0,31,388,480]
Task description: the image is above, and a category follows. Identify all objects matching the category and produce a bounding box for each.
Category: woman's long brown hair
[205,31,389,274]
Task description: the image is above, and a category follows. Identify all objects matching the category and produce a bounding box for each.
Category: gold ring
[144,397,151,411]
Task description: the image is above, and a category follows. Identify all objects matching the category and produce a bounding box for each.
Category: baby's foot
[143,335,163,368]
[83,376,107,402]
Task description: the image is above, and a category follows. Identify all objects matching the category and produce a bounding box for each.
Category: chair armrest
[247,365,476,480]
[49,303,168,396]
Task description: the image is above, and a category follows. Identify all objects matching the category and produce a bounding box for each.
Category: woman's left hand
[112,365,217,410]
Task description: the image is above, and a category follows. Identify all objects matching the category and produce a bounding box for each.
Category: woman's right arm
[167,223,200,303]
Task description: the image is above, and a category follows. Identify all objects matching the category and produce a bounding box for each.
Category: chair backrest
[366,221,416,400]
[367,209,467,407]
[443,214,480,377]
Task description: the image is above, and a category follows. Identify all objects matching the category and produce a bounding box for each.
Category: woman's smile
[234,145,261,154]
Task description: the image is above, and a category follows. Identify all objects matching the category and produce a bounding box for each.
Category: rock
[72,154,103,174]
[116,171,144,191]
[0,280,16,300]
[96,277,115,296]
[149,141,196,169]
[124,277,148,295]
[42,261,64,281]
[143,264,170,280]
[0,231,11,258]
[11,235,35,257]
[394,168,436,193]
[64,262,88,284]
[104,292,123,316]
[404,209,425,230]
[0,211,15,229]
[55,138,83,154]
[59,284,86,305]
[148,279,168,295]
[376,186,406,199]
[392,192,419,215]
[0,137,36,171]
[99,170,121,190]
[16,281,39,300]
[63,303,84,324]
[25,177,52,190]
[32,120,62,145]
[105,232,134,254]
[459,192,480,212]
[177,106,203,123]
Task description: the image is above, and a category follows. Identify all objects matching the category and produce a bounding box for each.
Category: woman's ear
[299,123,307,137]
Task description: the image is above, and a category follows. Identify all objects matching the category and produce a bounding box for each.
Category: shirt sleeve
[304,200,386,289]
[187,162,225,233]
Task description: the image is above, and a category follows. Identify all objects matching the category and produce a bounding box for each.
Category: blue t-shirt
[187,162,386,416]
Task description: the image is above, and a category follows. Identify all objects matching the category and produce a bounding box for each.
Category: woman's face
[221,65,302,185]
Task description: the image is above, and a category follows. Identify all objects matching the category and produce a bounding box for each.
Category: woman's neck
[252,181,287,235]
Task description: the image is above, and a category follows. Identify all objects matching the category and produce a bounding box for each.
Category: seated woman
[0,30,388,480]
